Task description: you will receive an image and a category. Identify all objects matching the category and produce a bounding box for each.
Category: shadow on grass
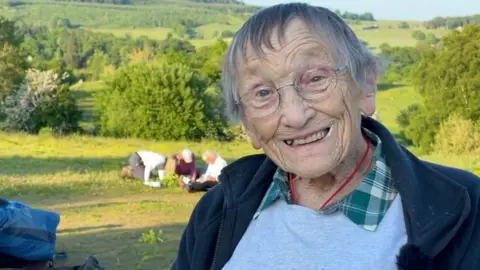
[0,156,126,176]
[377,83,406,91]
[0,148,240,178]
[58,224,123,234]
[0,176,150,202]
[72,90,94,100]
[54,223,187,270]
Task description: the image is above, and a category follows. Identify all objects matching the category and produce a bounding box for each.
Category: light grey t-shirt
[222,195,407,270]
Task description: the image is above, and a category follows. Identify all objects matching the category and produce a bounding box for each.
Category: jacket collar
[362,117,471,257]
[220,116,471,258]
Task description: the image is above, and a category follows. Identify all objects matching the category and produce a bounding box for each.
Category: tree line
[0,1,247,28]
[424,14,480,29]
[334,9,375,21]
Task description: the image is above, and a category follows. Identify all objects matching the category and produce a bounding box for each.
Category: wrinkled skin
[239,19,377,205]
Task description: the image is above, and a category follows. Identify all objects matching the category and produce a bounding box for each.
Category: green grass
[71,80,107,129]
[376,84,422,134]
[0,132,259,269]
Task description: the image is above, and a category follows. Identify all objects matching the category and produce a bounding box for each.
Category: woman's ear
[362,71,377,116]
[241,122,262,150]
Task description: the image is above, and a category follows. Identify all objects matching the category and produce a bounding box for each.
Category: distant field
[89,21,448,48]
[196,23,240,39]
[71,80,106,129]
[90,27,172,40]
[375,84,422,134]
[350,22,449,49]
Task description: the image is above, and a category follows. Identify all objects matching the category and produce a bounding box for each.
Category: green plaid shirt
[253,129,397,232]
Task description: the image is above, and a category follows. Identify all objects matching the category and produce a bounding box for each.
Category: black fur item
[396,244,433,270]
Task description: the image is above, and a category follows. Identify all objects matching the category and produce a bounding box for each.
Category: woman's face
[239,19,374,178]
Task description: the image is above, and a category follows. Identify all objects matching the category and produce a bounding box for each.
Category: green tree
[425,33,439,45]
[398,22,410,29]
[173,24,187,38]
[2,69,81,134]
[378,43,422,83]
[221,30,235,38]
[412,30,426,40]
[0,17,26,102]
[196,38,228,86]
[87,50,111,80]
[403,25,480,151]
[64,32,78,69]
[96,60,229,141]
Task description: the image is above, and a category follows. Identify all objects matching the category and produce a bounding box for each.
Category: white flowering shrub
[1,69,81,134]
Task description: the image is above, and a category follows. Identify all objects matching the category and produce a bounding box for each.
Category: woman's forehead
[239,18,337,78]
[242,45,333,76]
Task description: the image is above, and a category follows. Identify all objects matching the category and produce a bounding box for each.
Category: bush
[396,103,421,128]
[398,22,410,29]
[221,30,235,38]
[425,33,439,45]
[96,59,230,141]
[400,106,441,152]
[1,69,81,135]
[434,113,480,155]
[412,30,426,40]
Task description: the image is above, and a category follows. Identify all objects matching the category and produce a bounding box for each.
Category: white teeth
[287,127,332,146]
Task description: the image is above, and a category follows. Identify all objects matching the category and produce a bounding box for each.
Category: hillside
[0,0,258,28]
[0,0,450,50]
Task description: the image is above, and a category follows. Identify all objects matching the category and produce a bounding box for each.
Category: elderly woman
[172,3,480,270]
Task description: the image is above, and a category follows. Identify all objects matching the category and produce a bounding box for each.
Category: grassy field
[87,20,448,49]
[90,27,172,40]
[375,84,422,134]
[2,82,480,268]
[0,133,259,269]
[71,80,106,130]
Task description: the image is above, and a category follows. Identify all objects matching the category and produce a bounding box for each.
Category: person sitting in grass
[175,148,198,187]
[121,150,166,188]
[182,151,228,193]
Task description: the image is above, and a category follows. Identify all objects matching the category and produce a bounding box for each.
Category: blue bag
[0,198,60,261]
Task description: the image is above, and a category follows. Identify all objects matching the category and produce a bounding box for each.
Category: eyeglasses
[238,65,348,119]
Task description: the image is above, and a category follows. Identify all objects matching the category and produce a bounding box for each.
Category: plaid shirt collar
[253,128,397,232]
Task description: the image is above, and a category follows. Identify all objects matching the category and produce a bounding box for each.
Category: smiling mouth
[284,126,333,147]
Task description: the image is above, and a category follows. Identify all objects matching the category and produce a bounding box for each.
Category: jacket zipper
[210,183,226,270]
[210,214,224,270]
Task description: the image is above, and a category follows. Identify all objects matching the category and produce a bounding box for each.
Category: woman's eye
[256,88,272,97]
[310,75,327,83]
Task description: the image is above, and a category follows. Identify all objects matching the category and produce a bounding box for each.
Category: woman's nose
[279,86,314,129]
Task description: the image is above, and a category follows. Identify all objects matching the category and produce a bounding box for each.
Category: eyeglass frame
[236,65,349,119]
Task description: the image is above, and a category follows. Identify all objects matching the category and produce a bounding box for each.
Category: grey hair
[202,150,218,160]
[222,3,379,124]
